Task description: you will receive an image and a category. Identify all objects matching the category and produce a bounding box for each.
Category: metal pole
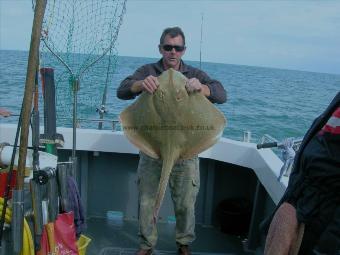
[12,0,46,253]
[71,78,79,177]
[40,67,60,223]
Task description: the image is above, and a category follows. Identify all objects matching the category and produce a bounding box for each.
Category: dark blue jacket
[285,92,340,196]
[262,92,340,240]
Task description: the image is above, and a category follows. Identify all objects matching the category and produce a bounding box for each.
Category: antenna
[199,12,204,69]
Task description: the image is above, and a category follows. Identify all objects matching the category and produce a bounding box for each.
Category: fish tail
[152,150,177,224]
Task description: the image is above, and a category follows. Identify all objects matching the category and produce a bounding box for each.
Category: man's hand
[131,75,159,94]
[186,78,211,96]
[142,75,159,94]
[186,78,202,93]
[0,108,11,117]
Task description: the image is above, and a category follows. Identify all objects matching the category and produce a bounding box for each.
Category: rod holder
[48,175,58,222]
[57,162,74,212]
[11,189,24,253]
[30,180,43,250]
[243,131,252,143]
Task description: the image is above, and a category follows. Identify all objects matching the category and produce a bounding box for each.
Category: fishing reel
[96,105,107,114]
[33,167,56,185]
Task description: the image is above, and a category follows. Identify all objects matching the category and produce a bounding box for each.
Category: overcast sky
[1,0,340,74]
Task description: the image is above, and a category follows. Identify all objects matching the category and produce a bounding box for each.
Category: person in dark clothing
[117,27,226,255]
[264,92,340,255]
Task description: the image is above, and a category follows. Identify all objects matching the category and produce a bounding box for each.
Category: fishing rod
[199,12,204,69]
[11,0,46,253]
[97,48,113,130]
[29,61,44,251]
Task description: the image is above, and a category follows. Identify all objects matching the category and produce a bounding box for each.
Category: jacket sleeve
[194,69,227,104]
[117,66,146,100]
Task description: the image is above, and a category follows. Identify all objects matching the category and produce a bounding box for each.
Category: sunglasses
[162,44,186,52]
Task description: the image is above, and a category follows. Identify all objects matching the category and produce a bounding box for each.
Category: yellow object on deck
[0,197,34,255]
[77,234,91,255]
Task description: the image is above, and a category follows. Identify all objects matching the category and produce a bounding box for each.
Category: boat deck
[0,125,280,255]
[85,217,258,255]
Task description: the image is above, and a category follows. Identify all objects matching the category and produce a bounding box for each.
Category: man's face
[159,34,186,70]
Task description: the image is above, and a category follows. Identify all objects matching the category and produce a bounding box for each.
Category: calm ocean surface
[0,50,339,143]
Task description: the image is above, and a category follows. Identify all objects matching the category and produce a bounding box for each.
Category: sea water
[0,50,339,143]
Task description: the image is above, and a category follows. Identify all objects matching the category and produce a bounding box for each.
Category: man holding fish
[117,27,226,255]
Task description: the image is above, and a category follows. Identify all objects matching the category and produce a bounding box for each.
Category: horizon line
[1,48,339,76]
